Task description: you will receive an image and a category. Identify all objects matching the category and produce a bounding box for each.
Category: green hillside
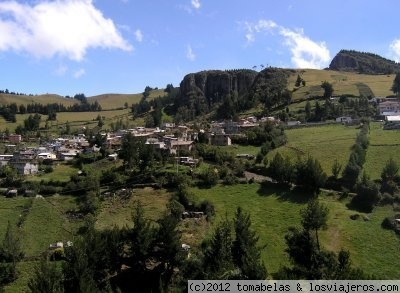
[288,69,395,100]
[89,89,167,110]
[193,184,400,279]
[0,93,77,107]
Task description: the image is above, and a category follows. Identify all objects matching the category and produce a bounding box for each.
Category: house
[10,161,38,175]
[287,121,301,126]
[168,140,193,155]
[378,101,400,115]
[210,134,231,146]
[6,189,17,197]
[37,152,57,160]
[59,152,78,161]
[336,116,352,124]
[8,134,22,143]
[384,115,400,130]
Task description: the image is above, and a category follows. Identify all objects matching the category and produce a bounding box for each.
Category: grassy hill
[89,89,167,110]
[288,69,395,100]
[266,124,359,176]
[0,93,77,107]
[192,184,400,279]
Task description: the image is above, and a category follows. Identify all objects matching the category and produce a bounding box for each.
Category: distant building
[210,134,231,146]
[10,161,38,175]
[378,101,400,115]
[336,116,352,123]
[8,134,22,143]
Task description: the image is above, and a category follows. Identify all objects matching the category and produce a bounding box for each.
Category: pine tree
[300,199,329,251]
[28,259,64,293]
[232,207,267,279]
[203,217,235,278]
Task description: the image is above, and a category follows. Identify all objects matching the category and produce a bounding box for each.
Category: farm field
[89,89,166,110]
[266,124,359,176]
[287,69,394,100]
[192,183,400,278]
[0,93,77,107]
[95,187,171,230]
[364,122,400,179]
[27,162,78,183]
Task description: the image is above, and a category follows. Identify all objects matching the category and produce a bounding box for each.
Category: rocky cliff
[178,69,257,106]
[329,49,400,74]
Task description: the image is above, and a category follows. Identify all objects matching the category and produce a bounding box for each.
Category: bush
[381,217,395,230]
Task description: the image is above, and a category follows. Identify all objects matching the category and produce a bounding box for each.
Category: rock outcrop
[329,49,400,74]
[178,69,257,106]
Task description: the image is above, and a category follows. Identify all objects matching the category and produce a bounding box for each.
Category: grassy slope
[0,94,77,107]
[364,122,400,179]
[21,196,80,257]
[267,124,359,176]
[192,183,400,279]
[288,69,394,100]
[89,89,167,110]
[95,187,170,230]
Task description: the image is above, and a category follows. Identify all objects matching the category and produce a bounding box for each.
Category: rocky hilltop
[178,69,257,106]
[329,49,400,74]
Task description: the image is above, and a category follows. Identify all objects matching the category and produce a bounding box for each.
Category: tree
[130,201,155,267]
[381,158,399,194]
[295,74,302,87]
[0,222,24,285]
[305,101,311,120]
[295,156,327,193]
[268,152,293,185]
[352,172,381,212]
[300,199,329,251]
[28,259,64,293]
[331,159,342,180]
[203,217,235,279]
[321,81,333,98]
[391,72,400,96]
[232,207,267,279]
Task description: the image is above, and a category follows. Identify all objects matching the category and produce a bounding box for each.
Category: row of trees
[267,153,327,194]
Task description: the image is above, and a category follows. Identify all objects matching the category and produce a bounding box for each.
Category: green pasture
[266,124,359,176]
[288,69,394,100]
[27,163,78,183]
[364,122,400,179]
[192,183,400,278]
[21,196,80,257]
[95,187,170,230]
[0,94,77,107]
[89,89,167,110]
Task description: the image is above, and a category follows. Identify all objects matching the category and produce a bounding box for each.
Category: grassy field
[266,124,359,176]
[0,197,32,237]
[95,187,171,230]
[27,162,78,183]
[288,69,394,100]
[0,93,77,107]
[192,183,400,278]
[89,89,167,110]
[21,196,80,257]
[364,122,400,179]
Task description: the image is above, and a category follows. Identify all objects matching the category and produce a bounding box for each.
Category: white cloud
[134,29,143,43]
[191,0,201,10]
[242,19,330,69]
[390,39,400,62]
[186,45,196,61]
[73,68,85,79]
[0,0,132,61]
[279,27,330,69]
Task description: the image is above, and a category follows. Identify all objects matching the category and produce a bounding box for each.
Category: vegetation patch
[191,183,400,278]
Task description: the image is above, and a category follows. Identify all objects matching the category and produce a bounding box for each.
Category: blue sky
[0,0,399,97]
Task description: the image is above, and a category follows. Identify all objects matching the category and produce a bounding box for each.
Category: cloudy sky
[0,0,399,96]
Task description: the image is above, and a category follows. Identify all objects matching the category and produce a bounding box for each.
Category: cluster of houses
[0,117,271,175]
